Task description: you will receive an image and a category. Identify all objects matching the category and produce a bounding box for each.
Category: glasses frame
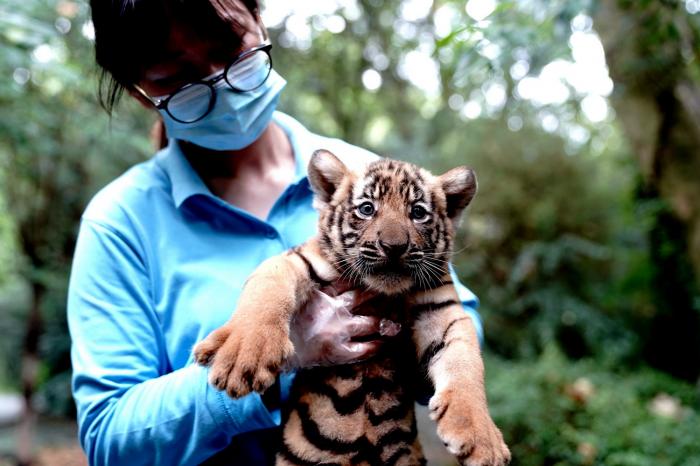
[136,42,273,124]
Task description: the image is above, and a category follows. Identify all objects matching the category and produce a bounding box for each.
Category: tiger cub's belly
[277,348,426,466]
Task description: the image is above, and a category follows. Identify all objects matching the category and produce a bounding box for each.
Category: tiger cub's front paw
[194,321,294,398]
[194,325,231,367]
[429,388,511,466]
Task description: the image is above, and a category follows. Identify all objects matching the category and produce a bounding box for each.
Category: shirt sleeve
[449,264,484,345]
[68,218,279,466]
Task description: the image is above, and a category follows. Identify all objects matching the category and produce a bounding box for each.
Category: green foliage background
[1,0,699,463]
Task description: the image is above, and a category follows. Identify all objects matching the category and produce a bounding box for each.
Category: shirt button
[265,229,277,239]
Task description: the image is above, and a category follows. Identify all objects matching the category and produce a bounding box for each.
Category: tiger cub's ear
[438,166,477,224]
[308,149,349,204]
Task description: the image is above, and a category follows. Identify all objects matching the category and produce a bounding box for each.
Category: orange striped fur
[195,150,510,466]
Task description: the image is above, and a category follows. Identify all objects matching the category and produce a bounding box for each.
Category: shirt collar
[156,111,314,209]
[155,139,211,208]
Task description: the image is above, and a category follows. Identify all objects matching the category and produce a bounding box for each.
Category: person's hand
[286,287,401,369]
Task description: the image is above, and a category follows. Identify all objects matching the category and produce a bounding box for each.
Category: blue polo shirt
[68,112,482,466]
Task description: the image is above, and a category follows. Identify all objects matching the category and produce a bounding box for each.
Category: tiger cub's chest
[288,324,419,436]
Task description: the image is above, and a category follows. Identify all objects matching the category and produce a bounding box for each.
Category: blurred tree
[594,0,700,381]
[443,120,643,366]
[270,0,700,379]
[0,189,18,286]
[486,345,700,465]
[596,0,700,274]
[0,4,697,463]
[0,0,151,461]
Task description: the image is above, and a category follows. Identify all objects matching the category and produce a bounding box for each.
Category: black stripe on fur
[296,402,367,454]
[441,316,471,341]
[384,447,411,466]
[367,400,411,426]
[278,441,341,466]
[292,250,332,287]
[302,375,400,416]
[418,341,446,380]
[411,299,458,316]
[376,422,417,449]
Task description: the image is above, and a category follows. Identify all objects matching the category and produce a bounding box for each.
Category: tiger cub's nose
[378,239,409,260]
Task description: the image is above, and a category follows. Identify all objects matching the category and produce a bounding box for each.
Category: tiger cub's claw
[429,388,511,466]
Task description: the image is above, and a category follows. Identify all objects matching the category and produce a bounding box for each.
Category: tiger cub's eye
[411,205,428,221]
[357,202,375,218]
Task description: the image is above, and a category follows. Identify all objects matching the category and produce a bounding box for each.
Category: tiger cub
[194,150,510,466]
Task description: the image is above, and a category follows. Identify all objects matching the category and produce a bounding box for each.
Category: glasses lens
[167,83,214,123]
[225,50,272,92]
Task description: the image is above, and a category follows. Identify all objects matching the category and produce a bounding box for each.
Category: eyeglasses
[136,43,273,124]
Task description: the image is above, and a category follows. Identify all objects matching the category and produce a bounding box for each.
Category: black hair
[90,0,260,114]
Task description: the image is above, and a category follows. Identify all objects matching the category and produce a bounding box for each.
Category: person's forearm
[76,364,278,466]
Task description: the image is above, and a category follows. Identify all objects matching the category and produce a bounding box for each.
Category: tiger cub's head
[308,149,477,295]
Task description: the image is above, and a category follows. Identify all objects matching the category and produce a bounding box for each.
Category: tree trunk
[595,0,700,278]
[17,282,44,466]
[594,0,700,381]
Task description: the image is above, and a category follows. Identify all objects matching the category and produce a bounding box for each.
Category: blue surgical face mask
[159,69,287,151]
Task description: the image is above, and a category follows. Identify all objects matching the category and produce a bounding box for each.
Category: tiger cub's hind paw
[430,389,511,466]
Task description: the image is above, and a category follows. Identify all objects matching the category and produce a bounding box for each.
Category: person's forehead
[140,18,263,83]
[137,32,200,81]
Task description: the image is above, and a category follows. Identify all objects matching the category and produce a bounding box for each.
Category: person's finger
[319,284,342,297]
[346,315,382,337]
[379,319,402,337]
[337,340,382,363]
[329,280,357,295]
